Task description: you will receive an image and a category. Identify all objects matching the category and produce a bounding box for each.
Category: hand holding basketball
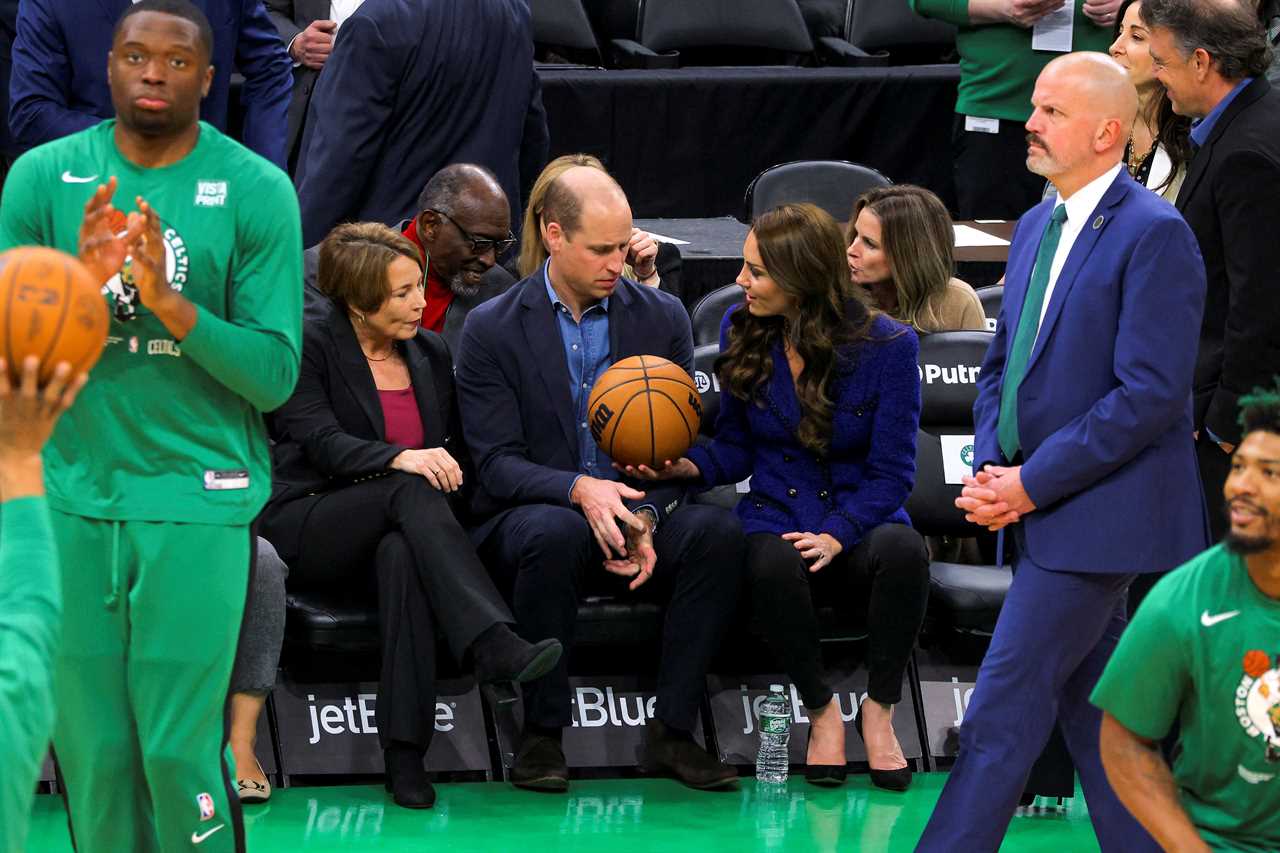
[0,355,87,456]
[615,457,700,481]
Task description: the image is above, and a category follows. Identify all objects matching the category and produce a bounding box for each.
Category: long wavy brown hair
[718,203,875,455]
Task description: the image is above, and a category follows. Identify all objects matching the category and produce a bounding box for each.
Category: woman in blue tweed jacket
[627,203,928,790]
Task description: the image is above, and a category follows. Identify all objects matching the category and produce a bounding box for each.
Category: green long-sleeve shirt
[0,121,302,524]
[0,497,58,853]
[911,0,1113,122]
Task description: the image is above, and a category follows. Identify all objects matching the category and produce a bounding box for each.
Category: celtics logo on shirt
[1236,650,1280,764]
[102,215,191,322]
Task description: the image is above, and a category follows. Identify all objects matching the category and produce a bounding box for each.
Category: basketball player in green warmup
[0,1,301,850]
[0,357,86,853]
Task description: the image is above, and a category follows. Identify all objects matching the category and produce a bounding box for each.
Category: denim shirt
[1190,77,1253,149]
[543,263,618,480]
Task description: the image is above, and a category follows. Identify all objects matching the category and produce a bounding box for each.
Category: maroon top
[378,387,425,449]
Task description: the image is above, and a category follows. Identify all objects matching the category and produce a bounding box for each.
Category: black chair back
[905,330,992,535]
[639,0,812,53]
[848,0,955,55]
[690,283,743,347]
[744,159,890,223]
[691,343,722,437]
[975,284,1002,332]
[532,0,601,56]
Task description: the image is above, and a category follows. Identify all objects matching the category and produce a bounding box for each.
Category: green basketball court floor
[27,772,1099,851]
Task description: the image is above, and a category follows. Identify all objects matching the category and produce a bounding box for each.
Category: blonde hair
[518,153,637,279]
[848,185,955,334]
[318,222,421,315]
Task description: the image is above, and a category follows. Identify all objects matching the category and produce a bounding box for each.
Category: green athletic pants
[50,510,251,853]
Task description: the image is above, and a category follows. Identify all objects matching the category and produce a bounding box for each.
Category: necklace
[363,348,393,362]
[1126,119,1155,178]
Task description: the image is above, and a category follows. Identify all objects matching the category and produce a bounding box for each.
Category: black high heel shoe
[853,700,912,792]
[803,727,848,787]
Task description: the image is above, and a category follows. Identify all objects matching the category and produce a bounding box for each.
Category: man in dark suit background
[294,0,549,247]
[917,53,1208,851]
[9,0,292,168]
[302,163,517,354]
[263,0,348,171]
[1143,0,1280,541]
[0,0,19,187]
[454,166,743,794]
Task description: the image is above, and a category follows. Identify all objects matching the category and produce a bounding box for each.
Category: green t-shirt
[910,0,1113,122]
[1091,545,1280,852]
[0,121,302,524]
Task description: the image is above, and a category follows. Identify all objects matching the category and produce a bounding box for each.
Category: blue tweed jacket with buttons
[685,305,920,549]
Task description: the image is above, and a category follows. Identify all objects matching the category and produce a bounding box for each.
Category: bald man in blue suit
[917,53,1210,852]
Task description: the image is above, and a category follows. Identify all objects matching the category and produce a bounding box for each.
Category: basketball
[0,245,109,384]
[588,355,702,469]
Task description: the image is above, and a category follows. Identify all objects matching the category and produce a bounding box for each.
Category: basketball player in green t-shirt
[0,2,301,850]
[1093,382,1280,852]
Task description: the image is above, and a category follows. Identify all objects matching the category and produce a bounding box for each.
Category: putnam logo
[693,370,720,395]
[918,363,981,385]
[1235,650,1280,765]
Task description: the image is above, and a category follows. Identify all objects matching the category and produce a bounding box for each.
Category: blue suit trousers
[916,543,1160,853]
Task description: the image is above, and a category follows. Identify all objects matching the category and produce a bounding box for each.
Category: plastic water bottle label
[760,714,789,735]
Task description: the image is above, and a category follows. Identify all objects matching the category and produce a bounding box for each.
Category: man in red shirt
[303,162,517,352]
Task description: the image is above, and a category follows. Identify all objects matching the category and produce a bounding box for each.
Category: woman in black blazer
[262,223,561,809]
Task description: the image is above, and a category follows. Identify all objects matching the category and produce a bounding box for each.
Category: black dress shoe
[803,728,848,787]
[853,701,912,792]
[383,742,436,809]
[640,720,738,790]
[472,625,563,686]
[511,731,569,792]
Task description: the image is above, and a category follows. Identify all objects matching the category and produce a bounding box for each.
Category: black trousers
[951,114,1047,220]
[270,472,513,750]
[745,524,929,708]
[479,502,744,733]
[1196,431,1231,543]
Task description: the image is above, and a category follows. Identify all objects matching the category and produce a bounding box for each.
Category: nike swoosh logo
[1238,764,1275,784]
[1201,610,1241,627]
[61,171,98,183]
[191,824,224,844]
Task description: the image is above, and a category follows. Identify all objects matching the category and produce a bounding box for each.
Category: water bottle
[755,684,791,784]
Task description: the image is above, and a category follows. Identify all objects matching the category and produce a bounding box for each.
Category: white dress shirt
[330,0,365,29]
[1036,161,1124,334]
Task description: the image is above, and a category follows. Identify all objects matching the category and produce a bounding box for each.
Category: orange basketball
[0,246,109,384]
[588,355,702,469]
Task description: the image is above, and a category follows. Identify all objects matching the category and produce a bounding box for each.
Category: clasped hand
[955,465,1036,531]
[78,178,169,307]
[571,476,656,590]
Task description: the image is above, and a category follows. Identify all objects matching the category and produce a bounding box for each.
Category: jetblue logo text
[306,693,454,744]
[570,686,656,728]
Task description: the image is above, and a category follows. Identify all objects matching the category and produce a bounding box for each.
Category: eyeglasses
[427,209,517,257]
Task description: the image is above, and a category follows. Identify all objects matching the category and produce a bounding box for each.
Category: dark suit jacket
[294,0,550,247]
[454,274,693,544]
[975,169,1208,574]
[9,0,293,167]
[301,234,518,354]
[265,294,470,558]
[263,0,328,169]
[1176,76,1280,444]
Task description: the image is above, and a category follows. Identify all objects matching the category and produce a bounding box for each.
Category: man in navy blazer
[917,53,1209,852]
[9,0,292,168]
[455,166,743,793]
[293,0,550,248]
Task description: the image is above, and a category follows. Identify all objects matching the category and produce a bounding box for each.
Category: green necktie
[997,203,1068,461]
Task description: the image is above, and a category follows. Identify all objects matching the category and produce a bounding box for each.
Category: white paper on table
[953,223,1011,248]
[644,231,690,246]
[1032,5,1073,52]
[940,434,977,485]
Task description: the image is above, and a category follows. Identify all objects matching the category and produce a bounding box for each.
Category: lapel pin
[1092,215,1104,230]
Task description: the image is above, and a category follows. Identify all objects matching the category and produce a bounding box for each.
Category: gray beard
[449,271,483,299]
